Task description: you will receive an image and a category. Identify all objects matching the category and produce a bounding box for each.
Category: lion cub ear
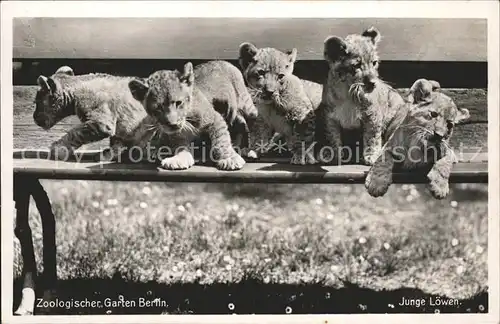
[55,66,74,76]
[37,75,58,93]
[362,27,381,46]
[428,80,441,91]
[180,62,194,86]
[323,36,347,62]
[455,108,470,123]
[239,42,259,70]
[286,48,298,64]
[408,78,438,103]
[128,78,149,102]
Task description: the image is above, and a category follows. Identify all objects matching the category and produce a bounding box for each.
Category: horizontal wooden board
[13,86,488,155]
[13,157,488,184]
[13,18,486,61]
[13,59,487,89]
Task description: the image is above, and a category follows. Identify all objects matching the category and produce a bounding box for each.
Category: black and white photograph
[1,1,499,323]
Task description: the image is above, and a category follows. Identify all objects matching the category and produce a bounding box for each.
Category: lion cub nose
[363,76,375,90]
[433,131,445,140]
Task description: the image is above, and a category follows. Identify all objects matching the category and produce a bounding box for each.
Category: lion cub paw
[217,154,246,171]
[160,151,195,170]
[363,151,382,166]
[365,168,392,197]
[290,151,317,165]
[427,169,450,199]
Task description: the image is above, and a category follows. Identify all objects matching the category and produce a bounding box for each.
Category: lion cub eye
[447,121,454,129]
[430,111,439,118]
[257,69,265,76]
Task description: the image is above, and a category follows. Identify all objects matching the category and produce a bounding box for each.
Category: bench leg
[31,180,57,293]
[13,176,36,316]
[13,176,58,316]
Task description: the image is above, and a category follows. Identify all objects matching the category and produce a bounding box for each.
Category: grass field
[13,180,488,314]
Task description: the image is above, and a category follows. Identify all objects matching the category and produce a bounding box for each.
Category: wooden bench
[11,17,488,315]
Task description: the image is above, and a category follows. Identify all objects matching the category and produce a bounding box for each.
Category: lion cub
[318,27,405,165]
[128,62,246,171]
[364,79,470,199]
[238,42,322,164]
[194,60,258,150]
[33,66,148,160]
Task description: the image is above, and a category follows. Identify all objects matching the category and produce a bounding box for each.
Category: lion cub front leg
[50,119,115,161]
[362,119,383,166]
[290,110,317,165]
[318,116,343,165]
[246,115,273,160]
[159,135,195,170]
[206,113,246,171]
[365,147,395,197]
[427,147,456,199]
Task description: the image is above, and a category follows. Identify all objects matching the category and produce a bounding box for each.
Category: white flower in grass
[142,186,152,195]
[103,209,110,217]
[406,195,414,202]
[326,213,334,220]
[177,205,186,213]
[358,237,367,244]
[451,238,459,246]
[95,190,102,197]
[476,245,484,254]
[383,242,391,250]
[139,202,148,209]
[456,265,465,275]
[225,264,232,271]
[450,201,458,208]
[402,184,410,191]
[92,201,100,208]
[314,198,323,205]
[195,269,203,277]
[107,198,118,206]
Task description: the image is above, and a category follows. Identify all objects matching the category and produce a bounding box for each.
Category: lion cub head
[404,79,470,144]
[323,27,381,92]
[129,62,195,133]
[238,42,297,103]
[34,66,75,130]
